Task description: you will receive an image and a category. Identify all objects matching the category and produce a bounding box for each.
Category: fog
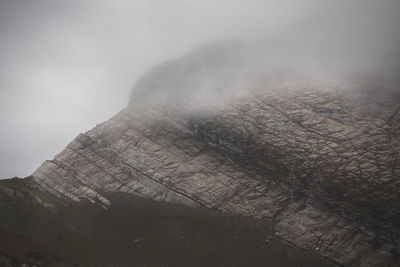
[0,0,399,178]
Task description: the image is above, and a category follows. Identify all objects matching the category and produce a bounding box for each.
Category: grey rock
[31,43,400,266]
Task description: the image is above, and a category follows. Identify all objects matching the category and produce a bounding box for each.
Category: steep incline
[30,43,400,266]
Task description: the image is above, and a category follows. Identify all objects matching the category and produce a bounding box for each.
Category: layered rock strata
[31,44,400,266]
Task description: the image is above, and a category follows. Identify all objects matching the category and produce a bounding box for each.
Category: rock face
[31,43,400,266]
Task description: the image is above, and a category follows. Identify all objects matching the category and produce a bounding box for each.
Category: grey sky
[0,0,399,178]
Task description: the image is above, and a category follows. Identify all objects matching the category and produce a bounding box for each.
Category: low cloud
[0,0,399,177]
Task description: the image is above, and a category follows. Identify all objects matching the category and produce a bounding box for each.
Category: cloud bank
[0,0,399,177]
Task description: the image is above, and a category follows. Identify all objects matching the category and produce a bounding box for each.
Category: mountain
[1,41,399,266]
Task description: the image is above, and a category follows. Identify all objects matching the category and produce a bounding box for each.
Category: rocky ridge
[26,43,400,266]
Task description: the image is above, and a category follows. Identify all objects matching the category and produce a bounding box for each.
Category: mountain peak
[3,41,400,266]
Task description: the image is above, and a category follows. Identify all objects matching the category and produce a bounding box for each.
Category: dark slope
[0,178,334,267]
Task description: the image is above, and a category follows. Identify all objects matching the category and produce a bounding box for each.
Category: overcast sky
[0,0,399,178]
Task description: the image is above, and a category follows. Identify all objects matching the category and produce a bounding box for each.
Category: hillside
[1,41,399,266]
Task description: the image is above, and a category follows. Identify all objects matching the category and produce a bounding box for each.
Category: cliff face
[29,43,400,266]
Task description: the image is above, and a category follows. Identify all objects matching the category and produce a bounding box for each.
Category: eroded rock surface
[31,44,400,266]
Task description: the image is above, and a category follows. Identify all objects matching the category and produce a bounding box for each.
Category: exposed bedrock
[31,43,400,266]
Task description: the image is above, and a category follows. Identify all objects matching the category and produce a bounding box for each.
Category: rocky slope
[5,42,400,266]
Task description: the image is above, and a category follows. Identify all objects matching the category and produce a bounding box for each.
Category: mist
[0,0,399,178]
